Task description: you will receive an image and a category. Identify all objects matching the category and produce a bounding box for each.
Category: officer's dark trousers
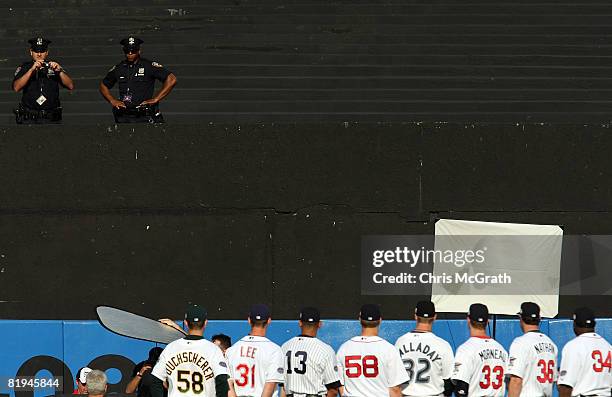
[14,104,62,124]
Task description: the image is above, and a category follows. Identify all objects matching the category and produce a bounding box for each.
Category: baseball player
[280,307,341,397]
[336,304,409,397]
[557,307,611,397]
[507,302,558,397]
[150,304,229,397]
[225,304,284,397]
[451,303,508,397]
[394,301,454,397]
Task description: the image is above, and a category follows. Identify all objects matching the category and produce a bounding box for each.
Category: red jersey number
[592,350,612,373]
[536,359,555,383]
[479,365,504,389]
[345,355,380,378]
[235,364,255,387]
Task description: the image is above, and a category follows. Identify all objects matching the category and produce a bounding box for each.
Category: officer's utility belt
[14,104,62,124]
[113,105,164,123]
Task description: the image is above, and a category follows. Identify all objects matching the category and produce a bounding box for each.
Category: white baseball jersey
[452,336,508,397]
[507,331,558,397]
[281,335,340,395]
[225,335,284,397]
[337,335,410,397]
[558,332,611,397]
[151,336,228,397]
[394,331,454,396]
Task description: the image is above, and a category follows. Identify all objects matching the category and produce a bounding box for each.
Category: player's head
[359,304,382,328]
[298,307,322,333]
[184,304,207,332]
[518,302,540,330]
[414,300,437,325]
[572,307,596,335]
[146,347,164,365]
[248,304,271,329]
[86,370,107,397]
[212,334,232,352]
[467,303,489,330]
[75,366,92,394]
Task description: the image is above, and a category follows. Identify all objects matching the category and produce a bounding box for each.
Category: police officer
[99,36,177,123]
[12,37,74,124]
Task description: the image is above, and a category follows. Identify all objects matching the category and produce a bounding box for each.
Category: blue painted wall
[0,319,609,397]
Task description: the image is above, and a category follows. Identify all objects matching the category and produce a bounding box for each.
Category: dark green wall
[0,123,610,319]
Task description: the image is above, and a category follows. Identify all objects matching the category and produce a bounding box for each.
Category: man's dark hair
[212,334,232,350]
[186,319,205,329]
[250,318,268,328]
[360,319,380,328]
[522,317,540,326]
[469,320,487,330]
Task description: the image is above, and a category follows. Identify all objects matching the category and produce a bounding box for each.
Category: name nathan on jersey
[533,342,555,354]
[165,351,215,380]
[398,342,443,363]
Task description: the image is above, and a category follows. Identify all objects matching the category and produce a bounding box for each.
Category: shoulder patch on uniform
[108,65,116,73]
[152,61,163,67]
[559,370,567,377]
[454,362,462,369]
[219,361,227,368]
[277,367,284,374]
[14,66,21,76]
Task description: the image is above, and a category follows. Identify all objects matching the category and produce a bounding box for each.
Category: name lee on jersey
[398,342,443,363]
[165,352,215,380]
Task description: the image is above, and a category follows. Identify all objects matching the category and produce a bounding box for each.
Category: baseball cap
[249,304,271,321]
[185,304,207,322]
[415,300,436,318]
[468,303,489,323]
[518,302,540,319]
[360,304,381,321]
[299,307,321,323]
[28,37,51,52]
[573,307,596,328]
[120,36,143,52]
[77,367,92,384]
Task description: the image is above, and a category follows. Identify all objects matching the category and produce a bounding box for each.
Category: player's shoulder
[141,58,165,68]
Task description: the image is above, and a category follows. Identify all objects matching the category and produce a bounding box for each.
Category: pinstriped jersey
[507,331,558,397]
[394,331,454,396]
[452,337,508,397]
[281,335,340,395]
[337,335,410,397]
[151,337,228,397]
[226,335,284,397]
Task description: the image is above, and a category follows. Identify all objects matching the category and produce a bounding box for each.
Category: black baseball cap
[249,304,271,321]
[468,303,489,323]
[120,36,144,51]
[573,307,596,328]
[415,300,436,318]
[299,307,321,323]
[28,37,51,52]
[185,304,207,322]
[518,302,540,320]
[360,304,381,321]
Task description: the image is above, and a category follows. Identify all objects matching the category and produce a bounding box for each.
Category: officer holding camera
[12,37,74,124]
[99,36,177,123]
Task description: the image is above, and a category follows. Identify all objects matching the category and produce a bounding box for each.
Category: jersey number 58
[344,355,379,378]
[176,370,204,394]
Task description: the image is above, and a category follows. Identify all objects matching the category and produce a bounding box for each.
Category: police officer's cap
[120,36,144,51]
[28,37,51,52]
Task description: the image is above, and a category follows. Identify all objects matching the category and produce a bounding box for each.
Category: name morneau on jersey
[226,335,284,397]
[151,336,228,397]
[452,337,508,397]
